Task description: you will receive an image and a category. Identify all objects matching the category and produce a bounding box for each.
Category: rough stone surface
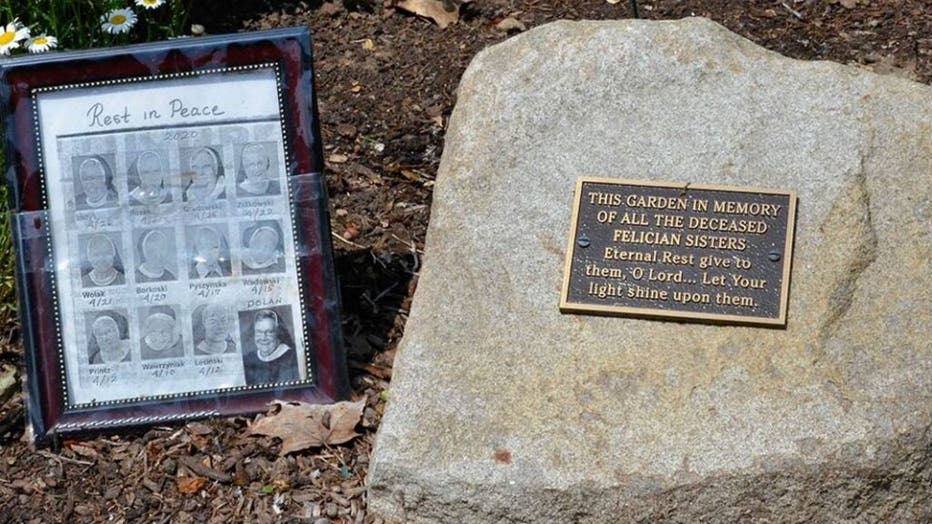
[368,18,932,523]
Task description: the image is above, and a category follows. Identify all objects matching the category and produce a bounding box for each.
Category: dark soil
[1,1,929,522]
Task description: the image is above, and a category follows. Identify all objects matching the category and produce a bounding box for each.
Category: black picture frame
[0,27,349,444]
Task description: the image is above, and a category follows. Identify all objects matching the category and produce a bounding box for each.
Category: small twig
[177,455,233,483]
[38,450,94,466]
[373,283,398,303]
[95,439,129,447]
[369,250,388,269]
[360,292,378,311]
[782,2,804,20]
[390,234,423,255]
[391,233,422,273]
[142,441,150,477]
[332,231,367,250]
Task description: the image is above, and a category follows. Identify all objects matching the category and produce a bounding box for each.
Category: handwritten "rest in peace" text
[86,99,226,128]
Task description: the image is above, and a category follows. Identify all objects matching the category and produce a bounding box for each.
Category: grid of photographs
[49,116,311,406]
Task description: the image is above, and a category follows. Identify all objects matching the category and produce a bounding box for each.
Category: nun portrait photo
[73,155,118,210]
[138,305,184,360]
[238,306,300,386]
[240,220,286,275]
[182,146,226,203]
[187,224,232,279]
[236,142,280,197]
[192,303,237,356]
[86,310,131,365]
[80,233,126,288]
[127,150,172,206]
[135,228,178,283]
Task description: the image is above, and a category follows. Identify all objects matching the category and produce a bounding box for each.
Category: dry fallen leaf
[176,476,209,494]
[318,2,342,17]
[0,365,16,405]
[185,421,213,436]
[68,443,99,459]
[495,17,527,33]
[343,224,361,240]
[247,400,366,455]
[397,0,467,29]
[836,0,866,8]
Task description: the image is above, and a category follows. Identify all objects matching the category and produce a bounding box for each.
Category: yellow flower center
[144,0,157,4]
[0,31,14,46]
[33,37,47,45]
[111,14,127,24]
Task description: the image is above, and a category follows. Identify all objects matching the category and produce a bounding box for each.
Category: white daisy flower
[135,0,166,9]
[0,18,31,56]
[100,8,137,34]
[27,34,58,53]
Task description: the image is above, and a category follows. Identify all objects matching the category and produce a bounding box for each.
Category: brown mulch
[0,1,929,522]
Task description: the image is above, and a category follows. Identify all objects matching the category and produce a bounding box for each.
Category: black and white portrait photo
[80,232,126,288]
[133,228,178,283]
[192,304,237,356]
[181,146,226,203]
[186,224,232,279]
[72,154,119,210]
[86,310,131,365]
[127,150,173,206]
[238,306,300,386]
[236,142,280,197]
[138,305,184,360]
[240,220,286,275]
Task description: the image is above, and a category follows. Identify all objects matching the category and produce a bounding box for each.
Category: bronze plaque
[560,178,797,326]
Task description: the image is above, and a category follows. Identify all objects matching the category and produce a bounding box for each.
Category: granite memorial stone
[369,18,931,523]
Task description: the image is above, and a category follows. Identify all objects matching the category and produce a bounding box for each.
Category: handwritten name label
[141,361,184,371]
[189,280,227,298]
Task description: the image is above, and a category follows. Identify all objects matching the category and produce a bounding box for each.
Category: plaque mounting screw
[577,234,591,248]
[768,250,782,262]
